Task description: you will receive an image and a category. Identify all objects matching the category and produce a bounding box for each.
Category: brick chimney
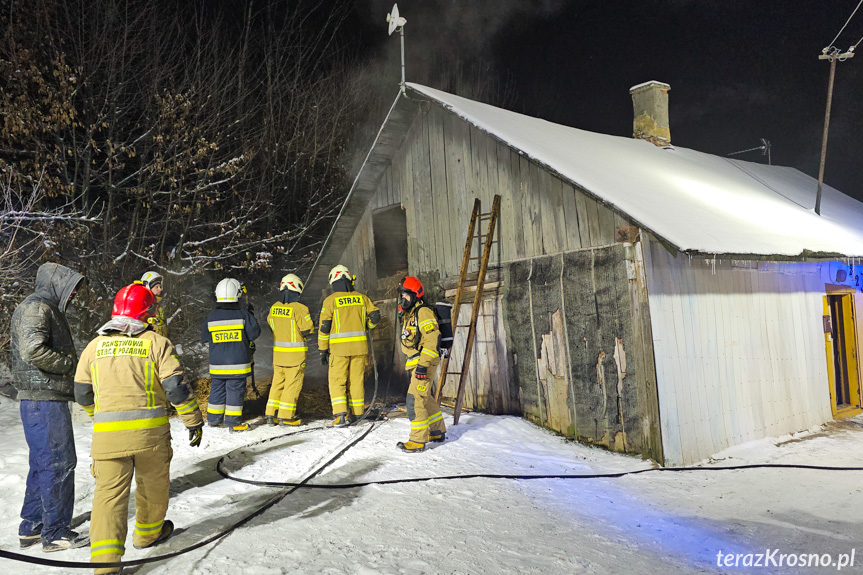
[629,81,671,146]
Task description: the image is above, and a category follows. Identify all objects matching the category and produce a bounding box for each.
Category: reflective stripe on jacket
[400,305,440,371]
[74,329,203,459]
[201,304,261,377]
[268,301,314,367]
[318,292,380,357]
[147,302,168,338]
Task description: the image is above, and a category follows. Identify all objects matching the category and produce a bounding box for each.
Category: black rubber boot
[429,431,446,443]
[331,413,349,427]
[134,520,174,549]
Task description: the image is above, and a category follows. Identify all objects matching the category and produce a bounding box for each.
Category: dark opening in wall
[373,205,408,279]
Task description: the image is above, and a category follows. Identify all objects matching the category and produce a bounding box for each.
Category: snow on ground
[0,396,862,574]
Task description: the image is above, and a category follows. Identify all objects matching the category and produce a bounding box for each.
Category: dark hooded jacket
[10,263,84,401]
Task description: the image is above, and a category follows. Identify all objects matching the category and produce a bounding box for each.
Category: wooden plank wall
[355,104,625,282]
[439,294,518,414]
[643,236,834,465]
[340,102,627,286]
[333,102,651,424]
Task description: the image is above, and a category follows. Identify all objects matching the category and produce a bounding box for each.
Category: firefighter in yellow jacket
[396,276,446,453]
[74,283,203,575]
[140,271,168,337]
[265,273,314,425]
[318,265,380,426]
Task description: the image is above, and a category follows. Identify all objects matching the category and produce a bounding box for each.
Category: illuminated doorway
[825,289,862,418]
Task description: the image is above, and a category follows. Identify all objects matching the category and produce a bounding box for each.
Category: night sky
[336,0,863,202]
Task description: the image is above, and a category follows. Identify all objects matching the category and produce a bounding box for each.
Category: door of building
[825,290,862,418]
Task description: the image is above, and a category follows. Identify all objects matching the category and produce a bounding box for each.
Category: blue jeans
[19,400,77,542]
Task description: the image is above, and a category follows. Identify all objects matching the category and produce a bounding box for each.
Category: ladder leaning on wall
[436,194,501,425]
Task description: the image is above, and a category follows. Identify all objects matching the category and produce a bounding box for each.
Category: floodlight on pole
[386,3,407,92]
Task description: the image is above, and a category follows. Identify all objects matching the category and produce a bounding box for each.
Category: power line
[826,0,863,51]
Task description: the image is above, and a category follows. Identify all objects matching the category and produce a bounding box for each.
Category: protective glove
[249,341,256,355]
[188,425,203,448]
[320,349,330,366]
[414,364,428,380]
[246,302,255,314]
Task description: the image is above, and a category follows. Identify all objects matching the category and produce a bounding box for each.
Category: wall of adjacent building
[643,238,835,465]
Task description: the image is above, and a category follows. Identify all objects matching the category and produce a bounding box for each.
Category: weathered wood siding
[643,235,834,465]
[331,100,661,461]
[439,293,519,415]
[341,103,625,278]
[337,101,628,288]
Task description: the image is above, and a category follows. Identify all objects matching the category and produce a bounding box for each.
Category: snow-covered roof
[408,83,863,257]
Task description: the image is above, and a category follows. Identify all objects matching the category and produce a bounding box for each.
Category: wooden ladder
[436,194,501,425]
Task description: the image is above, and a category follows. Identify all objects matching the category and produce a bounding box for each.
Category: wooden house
[305,81,863,465]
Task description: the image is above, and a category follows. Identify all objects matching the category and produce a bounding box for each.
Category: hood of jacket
[279,290,302,304]
[331,278,353,294]
[34,263,84,312]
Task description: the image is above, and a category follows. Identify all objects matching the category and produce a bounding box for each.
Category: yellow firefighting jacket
[74,329,203,459]
[147,300,168,337]
[318,291,380,357]
[268,301,314,367]
[400,305,441,371]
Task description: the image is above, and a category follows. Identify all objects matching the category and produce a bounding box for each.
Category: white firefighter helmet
[280,273,304,293]
[215,278,242,302]
[328,265,351,285]
[141,271,163,290]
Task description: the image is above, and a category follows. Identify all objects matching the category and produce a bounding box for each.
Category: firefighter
[396,276,446,453]
[140,271,168,337]
[201,278,261,432]
[265,274,314,425]
[318,265,380,426]
[74,283,203,575]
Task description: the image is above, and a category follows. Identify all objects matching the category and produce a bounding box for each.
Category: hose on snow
[0,421,380,570]
[217,460,863,489]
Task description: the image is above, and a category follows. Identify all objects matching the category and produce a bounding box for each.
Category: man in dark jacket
[9,262,89,552]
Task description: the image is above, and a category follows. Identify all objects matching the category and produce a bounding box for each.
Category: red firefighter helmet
[397,276,424,312]
[112,283,155,320]
[398,276,424,298]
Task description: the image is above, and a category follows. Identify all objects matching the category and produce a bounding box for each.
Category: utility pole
[815,47,854,215]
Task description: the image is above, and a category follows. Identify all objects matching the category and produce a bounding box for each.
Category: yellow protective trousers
[89,444,172,574]
[266,363,305,419]
[407,365,446,444]
[328,354,367,416]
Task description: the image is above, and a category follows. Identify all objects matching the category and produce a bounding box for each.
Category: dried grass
[188,376,339,421]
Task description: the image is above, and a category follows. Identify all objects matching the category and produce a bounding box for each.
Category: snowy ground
[0,397,862,574]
